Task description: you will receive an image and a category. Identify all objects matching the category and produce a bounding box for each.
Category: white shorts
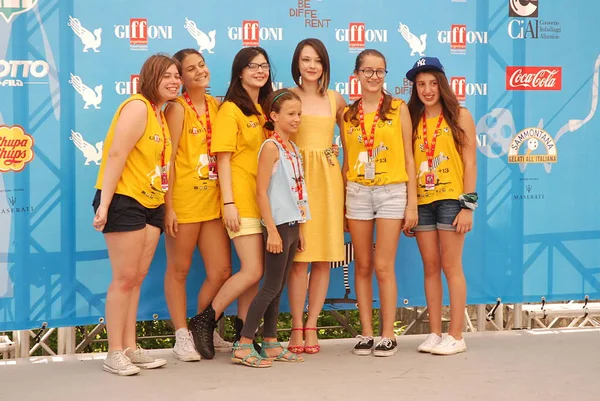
[345,181,407,220]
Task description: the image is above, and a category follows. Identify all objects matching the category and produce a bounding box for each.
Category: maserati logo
[526,184,532,193]
[8,196,16,207]
[0,0,39,23]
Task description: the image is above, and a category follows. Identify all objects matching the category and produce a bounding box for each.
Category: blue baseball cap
[406,57,446,82]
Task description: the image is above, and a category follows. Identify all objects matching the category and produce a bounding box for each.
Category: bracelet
[223,202,235,206]
[458,193,478,211]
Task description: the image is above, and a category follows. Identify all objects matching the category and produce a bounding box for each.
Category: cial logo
[114,18,173,51]
[335,22,388,53]
[398,22,426,56]
[115,74,140,96]
[450,77,488,102]
[0,125,34,172]
[69,73,103,109]
[0,59,49,87]
[184,18,216,54]
[509,0,538,17]
[68,16,102,52]
[506,66,561,90]
[508,127,557,164]
[508,0,561,40]
[0,0,38,23]
[289,0,331,28]
[438,25,488,54]
[228,20,283,47]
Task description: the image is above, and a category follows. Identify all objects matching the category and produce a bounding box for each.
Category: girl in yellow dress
[286,38,346,354]
[163,49,232,362]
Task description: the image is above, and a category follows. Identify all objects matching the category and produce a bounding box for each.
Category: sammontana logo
[508,127,557,163]
[0,0,38,23]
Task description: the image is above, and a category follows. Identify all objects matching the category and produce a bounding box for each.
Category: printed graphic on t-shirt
[416,127,454,199]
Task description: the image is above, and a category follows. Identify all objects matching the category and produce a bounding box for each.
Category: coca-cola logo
[506,66,562,90]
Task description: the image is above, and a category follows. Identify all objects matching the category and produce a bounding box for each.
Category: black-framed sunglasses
[359,69,388,78]
[247,63,270,71]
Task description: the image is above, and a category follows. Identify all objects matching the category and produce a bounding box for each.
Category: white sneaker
[174,329,201,362]
[417,333,443,353]
[103,350,140,376]
[126,347,168,369]
[213,330,233,352]
[430,335,467,355]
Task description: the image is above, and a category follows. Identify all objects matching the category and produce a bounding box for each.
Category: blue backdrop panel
[0,0,598,330]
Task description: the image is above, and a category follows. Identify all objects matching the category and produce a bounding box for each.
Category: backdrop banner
[1,0,598,330]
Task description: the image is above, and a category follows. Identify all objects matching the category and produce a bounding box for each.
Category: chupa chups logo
[227,20,284,47]
[438,24,488,54]
[0,59,49,87]
[335,22,388,52]
[114,18,173,51]
[115,74,140,95]
[0,0,38,23]
[508,127,557,164]
[505,66,561,90]
[509,0,539,18]
[450,77,488,102]
[0,125,35,172]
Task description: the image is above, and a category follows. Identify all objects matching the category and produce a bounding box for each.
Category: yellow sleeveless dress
[290,89,344,262]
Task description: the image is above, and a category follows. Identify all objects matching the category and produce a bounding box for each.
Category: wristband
[223,202,235,206]
[459,193,478,211]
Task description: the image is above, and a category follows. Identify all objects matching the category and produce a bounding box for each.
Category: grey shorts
[345,181,407,220]
[412,199,461,232]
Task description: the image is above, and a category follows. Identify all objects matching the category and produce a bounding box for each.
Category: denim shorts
[345,181,407,220]
[412,199,461,232]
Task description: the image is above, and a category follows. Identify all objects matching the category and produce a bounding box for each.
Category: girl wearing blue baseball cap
[405,57,478,356]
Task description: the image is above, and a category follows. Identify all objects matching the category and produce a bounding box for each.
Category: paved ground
[1,328,599,401]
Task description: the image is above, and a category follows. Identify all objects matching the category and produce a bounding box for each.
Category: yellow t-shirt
[95,94,171,208]
[211,101,266,219]
[170,95,221,223]
[343,98,409,185]
[413,115,464,205]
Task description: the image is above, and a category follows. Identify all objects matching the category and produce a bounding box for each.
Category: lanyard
[272,131,304,200]
[422,112,444,171]
[358,94,384,158]
[151,103,168,168]
[183,92,216,173]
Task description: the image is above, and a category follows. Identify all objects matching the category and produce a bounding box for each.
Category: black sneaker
[189,305,216,359]
[373,337,398,357]
[353,335,374,355]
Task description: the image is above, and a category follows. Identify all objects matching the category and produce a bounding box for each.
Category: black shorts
[92,190,164,234]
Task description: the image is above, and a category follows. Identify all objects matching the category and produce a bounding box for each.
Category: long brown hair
[407,70,465,150]
[291,38,330,95]
[343,49,396,126]
[224,47,274,117]
[172,48,204,93]
[139,53,181,105]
